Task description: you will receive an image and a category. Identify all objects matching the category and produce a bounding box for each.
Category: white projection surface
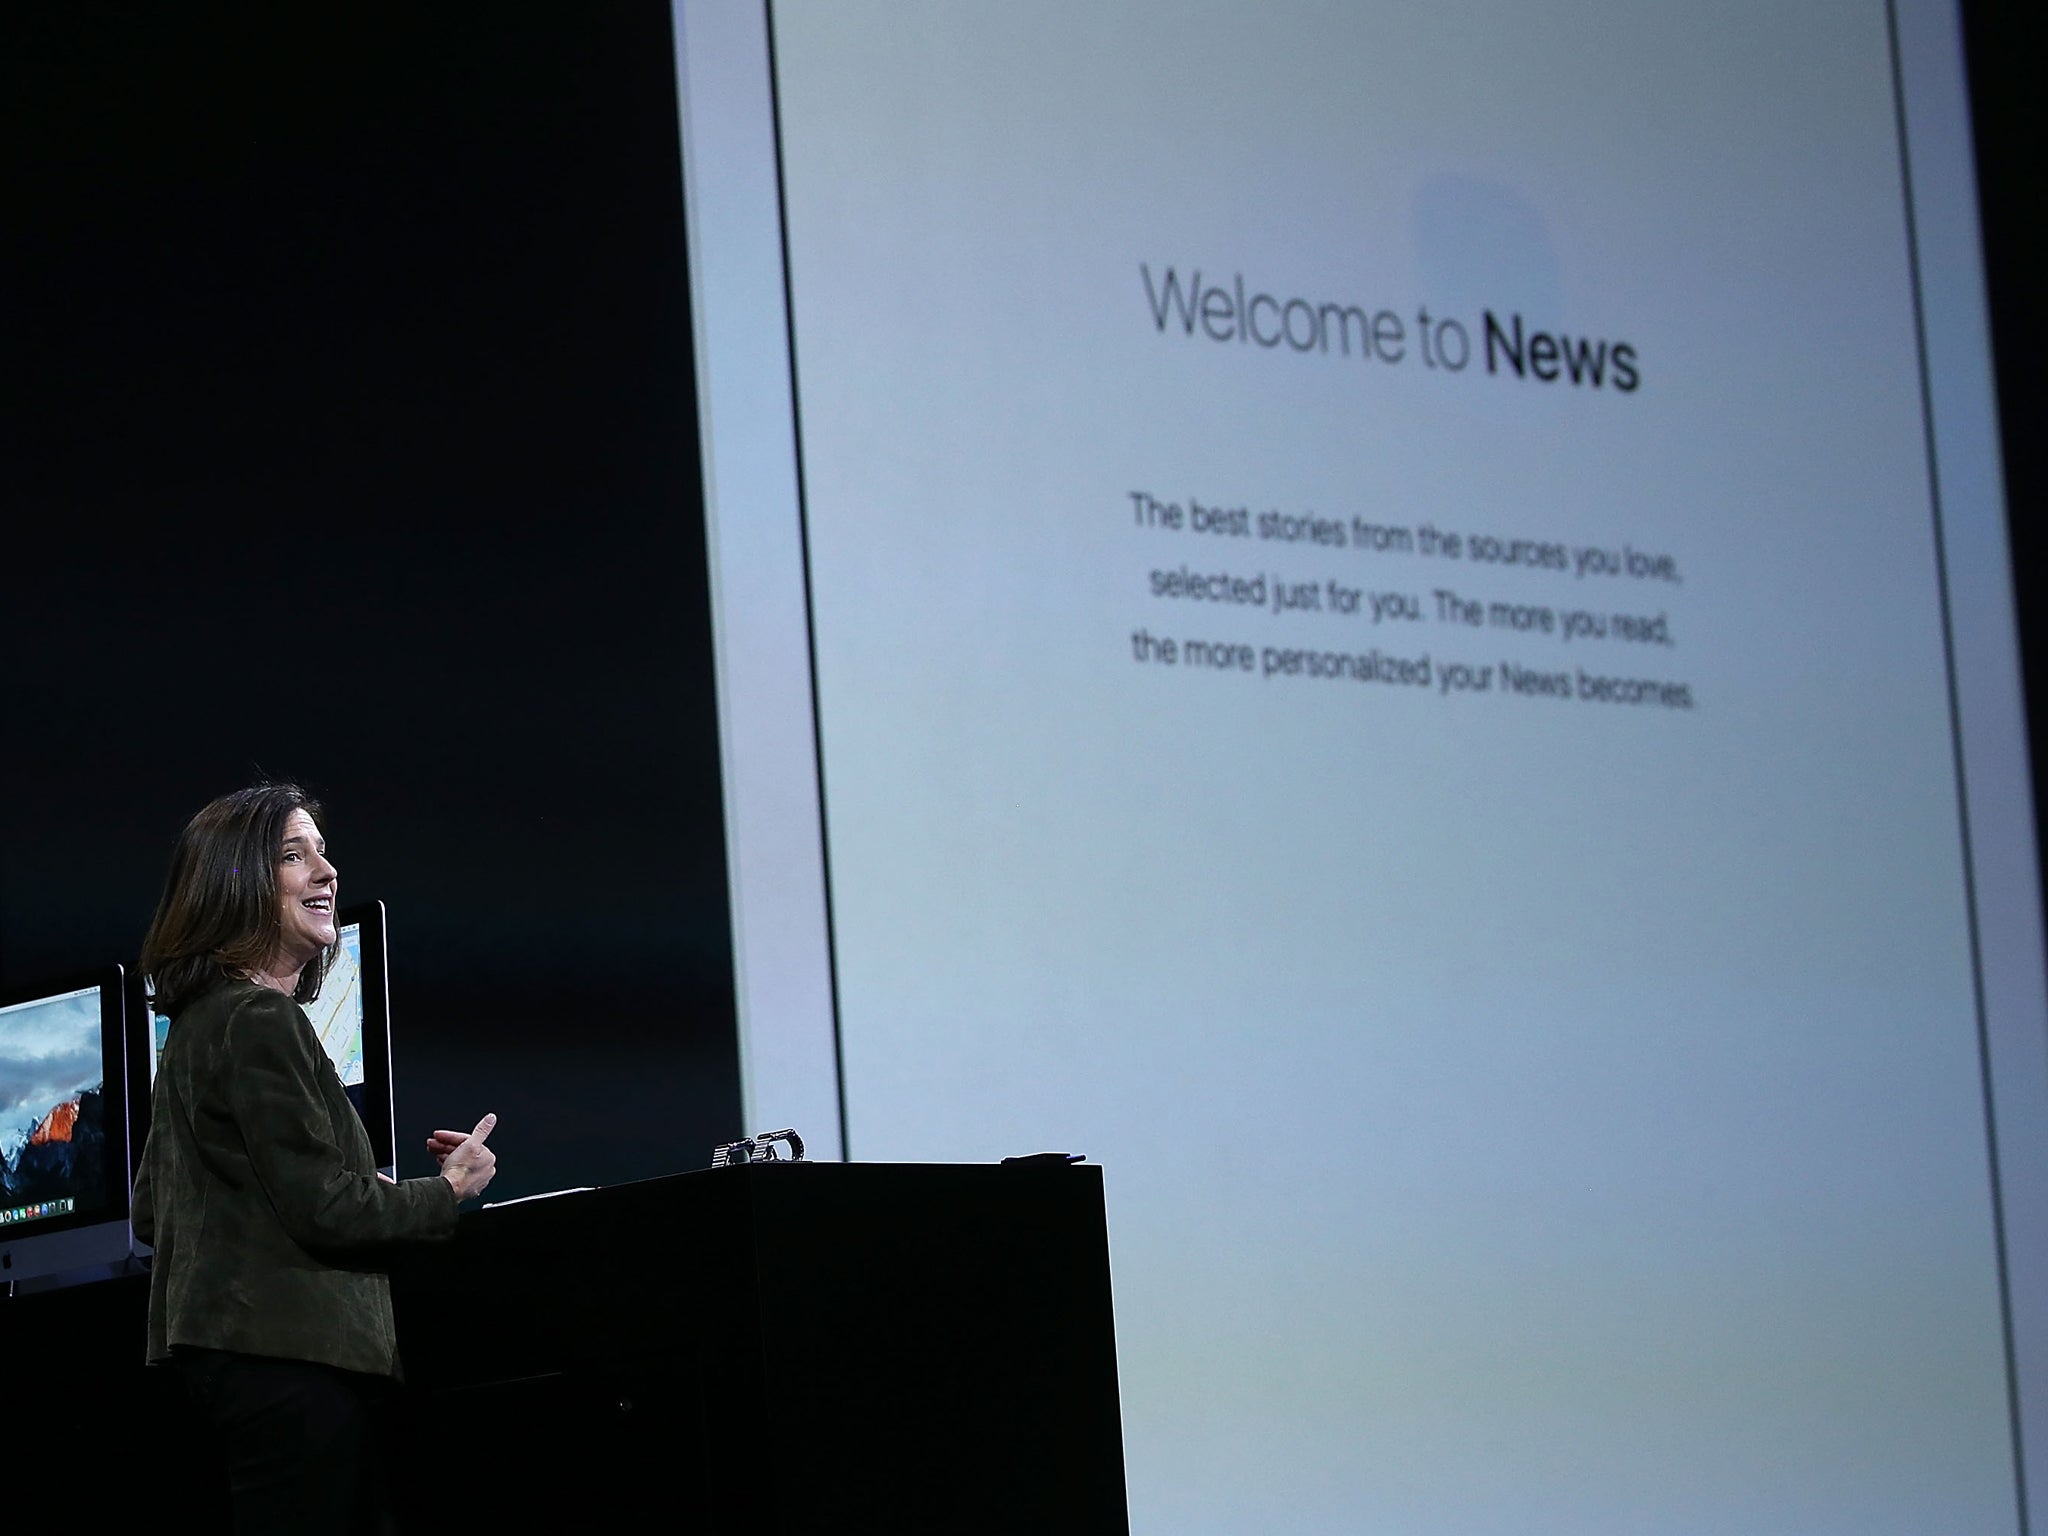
[674,3,2048,1531]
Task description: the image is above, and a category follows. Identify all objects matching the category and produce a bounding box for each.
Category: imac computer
[141,900,397,1177]
[0,966,135,1288]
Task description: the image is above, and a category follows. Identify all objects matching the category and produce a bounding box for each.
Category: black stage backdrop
[3,3,739,1197]
[1966,2,2048,865]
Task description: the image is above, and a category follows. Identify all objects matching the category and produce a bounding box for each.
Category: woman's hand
[436,1113,499,1203]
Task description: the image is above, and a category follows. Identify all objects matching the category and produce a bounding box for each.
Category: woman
[132,783,499,1533]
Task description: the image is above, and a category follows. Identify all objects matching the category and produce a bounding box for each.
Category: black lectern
[391,1160,1129,1530]
[2,1161,1127,1531]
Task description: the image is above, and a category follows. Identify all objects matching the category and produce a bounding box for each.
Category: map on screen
[152,922,364,1089]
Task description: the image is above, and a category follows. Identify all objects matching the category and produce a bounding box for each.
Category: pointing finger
[469,1112,499,1143]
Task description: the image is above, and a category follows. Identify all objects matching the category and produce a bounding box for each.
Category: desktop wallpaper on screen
[0,986,110,1232]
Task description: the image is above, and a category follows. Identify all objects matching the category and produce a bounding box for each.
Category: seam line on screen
[1887,3,2031,1529]
[762,0,852,1159]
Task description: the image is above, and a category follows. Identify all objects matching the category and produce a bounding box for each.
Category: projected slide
[677,2,2043,1532]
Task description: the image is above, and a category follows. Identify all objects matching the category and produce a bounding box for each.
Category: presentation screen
[674,3,2048,1532]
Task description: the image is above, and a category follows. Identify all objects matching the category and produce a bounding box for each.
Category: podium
[389,1160,1129,1530]
[1,1161,1127,1531]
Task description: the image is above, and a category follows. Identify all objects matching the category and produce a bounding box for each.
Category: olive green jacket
[132,980,457,1377]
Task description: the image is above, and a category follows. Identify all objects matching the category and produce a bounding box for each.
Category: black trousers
[173,1347,398,1536]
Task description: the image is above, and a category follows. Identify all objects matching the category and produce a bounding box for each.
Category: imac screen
[148,904,394,1173]
[154,920,365,1092]
[0,984,112,1233]
[0,969,133,1286]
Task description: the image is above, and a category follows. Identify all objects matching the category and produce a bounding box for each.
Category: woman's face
[273,807,339,972]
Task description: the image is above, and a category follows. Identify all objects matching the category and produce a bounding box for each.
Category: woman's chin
[279,925,337,972]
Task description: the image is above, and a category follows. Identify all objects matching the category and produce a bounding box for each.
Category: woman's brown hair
[141,783,337,1017]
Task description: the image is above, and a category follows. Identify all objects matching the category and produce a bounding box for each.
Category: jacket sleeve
[220,989,456,1252]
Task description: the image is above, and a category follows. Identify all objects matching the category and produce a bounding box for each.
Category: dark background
[1966,0,2048,822]
[2,3,2044,1201]
[3,3,738,1197]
